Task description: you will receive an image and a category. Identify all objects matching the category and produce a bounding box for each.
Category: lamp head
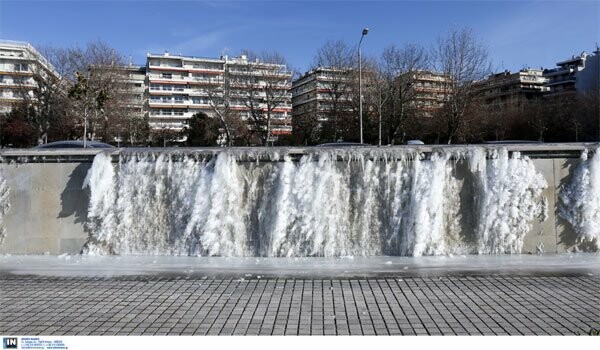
[362,28,369,36]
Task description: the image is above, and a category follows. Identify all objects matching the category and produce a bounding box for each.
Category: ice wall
[82,147,548,257]
[559,149,600,250]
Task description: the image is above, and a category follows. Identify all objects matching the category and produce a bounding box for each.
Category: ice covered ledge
[0,142,597,163]
[0,143,597,255]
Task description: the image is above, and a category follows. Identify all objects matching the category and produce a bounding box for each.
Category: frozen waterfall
[82,147,549,257]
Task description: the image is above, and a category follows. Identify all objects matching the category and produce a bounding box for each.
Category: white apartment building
[146,52,292,140]
[544,49,600,97]
[0,40,58,114]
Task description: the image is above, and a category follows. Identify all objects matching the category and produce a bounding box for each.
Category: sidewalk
[1,273,598,335]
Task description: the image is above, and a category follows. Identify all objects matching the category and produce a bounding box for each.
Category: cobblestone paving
[1,275,598,335]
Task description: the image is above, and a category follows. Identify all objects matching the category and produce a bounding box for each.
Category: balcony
[148,100,189,108]
[0,69,33,76]
[0,81,36,89]
[545,76,576,87]
[187,77,223,85]
[148,65,186,72]
[148,75,188,85]
[186,66,224,74]
[543,68,572,78]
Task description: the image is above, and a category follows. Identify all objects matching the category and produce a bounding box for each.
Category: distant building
[0,40,58,115]
[544,49,600,97]
[473,69,549,107]
[114,65,147,144]
[403,70,451,117]
[146,53,224,132]
[120,65,147,118]
[146,52,292,141]
[291,67,354,136]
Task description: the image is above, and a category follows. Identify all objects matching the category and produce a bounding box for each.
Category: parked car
[405,140,425,145]
[34,140,115,149]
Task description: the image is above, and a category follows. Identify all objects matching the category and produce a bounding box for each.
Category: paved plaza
[1,273,598,336]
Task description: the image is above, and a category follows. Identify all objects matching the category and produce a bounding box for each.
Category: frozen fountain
[81,146,553,257]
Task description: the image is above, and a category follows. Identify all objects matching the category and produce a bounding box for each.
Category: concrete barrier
[0,143,595,255]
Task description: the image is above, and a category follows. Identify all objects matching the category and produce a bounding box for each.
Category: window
[162,73,172,79]
[150,84,160,90]
[14,63,28,72]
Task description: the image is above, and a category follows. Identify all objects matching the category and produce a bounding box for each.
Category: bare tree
[232,50,292,146]
[11,45,73,145]
[60,41,136,144]
[377,43,429,144]
[206,73,235,146]
[292,108,321,145]
[431,27,491,143]
[310,40,356,142]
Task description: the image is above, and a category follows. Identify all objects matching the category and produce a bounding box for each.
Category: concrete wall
[0,145,591,255]
[0,162,91,254]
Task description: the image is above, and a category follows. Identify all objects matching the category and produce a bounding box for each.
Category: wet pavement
[1,254,599,335]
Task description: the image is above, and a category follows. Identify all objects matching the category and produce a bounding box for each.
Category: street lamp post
[359,28,369,144]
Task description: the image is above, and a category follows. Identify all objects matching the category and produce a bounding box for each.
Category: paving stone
[0,275,598,335]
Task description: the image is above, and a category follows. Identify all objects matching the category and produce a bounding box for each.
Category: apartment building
[146,52,292,141]
[291,67,355,134]
[403,70,451,117]
[543,49,600,97]
[0,40,58,114]
[120,65,146,117]
[473,69,549,107]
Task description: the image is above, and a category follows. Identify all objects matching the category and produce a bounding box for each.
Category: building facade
[543,49,600,97]
[115,65,147,144]
[146,52,292,142]
[0,40,57,115]
[291,68,354,121]
[291,67,355,142]
[120,65,146,118]
[403,70,451,117]
[473,69,549,107]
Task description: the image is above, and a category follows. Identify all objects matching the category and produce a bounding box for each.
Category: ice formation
[559,148,600,250]
[0,170,9,245]
[83,147,548,257]
[469,149,547,254]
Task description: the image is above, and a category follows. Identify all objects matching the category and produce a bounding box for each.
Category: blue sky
[1,0,599,74]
